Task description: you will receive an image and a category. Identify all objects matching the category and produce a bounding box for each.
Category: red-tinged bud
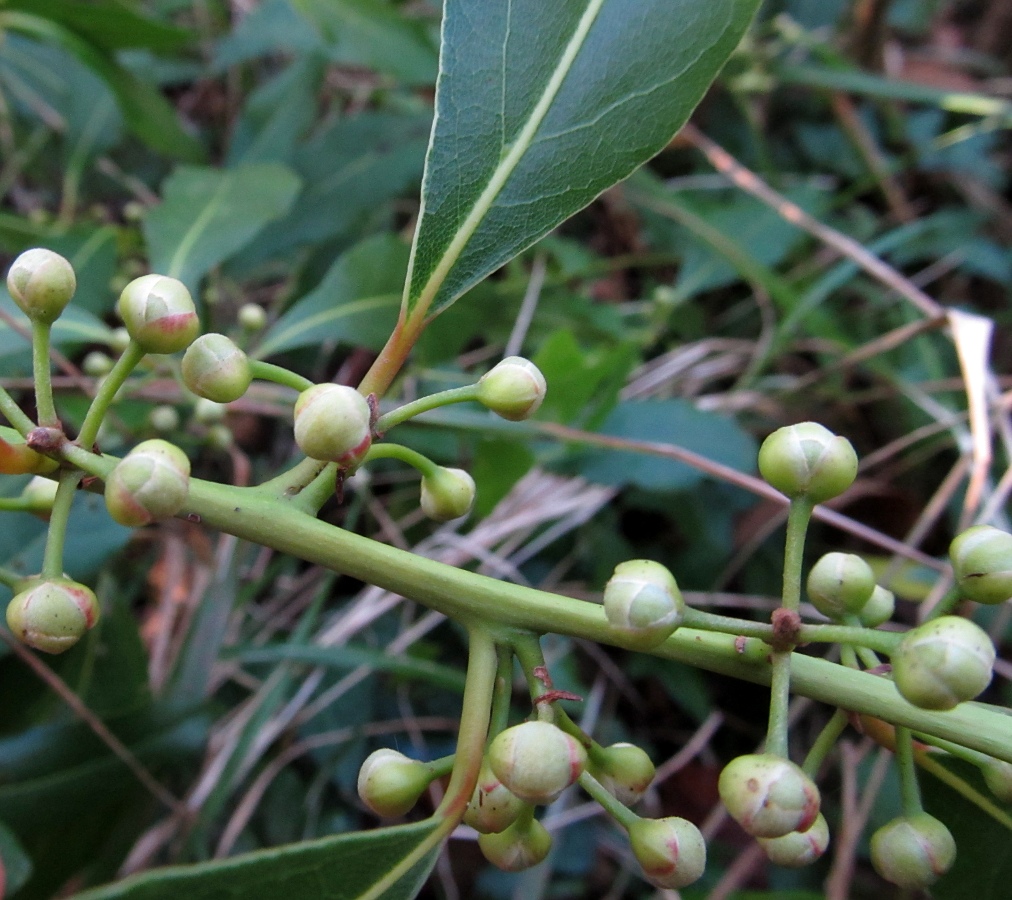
[488,721,587,805]
[628,816,707,889]
[871,814,955,889]
[104,439,190,526]
[478,815,551,871]
[758,812,830,867]
[0,435,58,475]
[718,754,820,838]
[293,384,372,467]
[463,759,526,834]
[117,274,199,354]
[590,742,655,806]
[5,578,100,654]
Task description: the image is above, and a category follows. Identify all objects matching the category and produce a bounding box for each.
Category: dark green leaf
[0,292,113,363]
[0,819,33,897]
[144,163,302,292]
[254,235,406,359]
[404,0,759,319]
[73,820,443,900]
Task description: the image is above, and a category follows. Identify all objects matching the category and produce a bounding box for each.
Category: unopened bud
[806,552,876,620]
[82,351,114,377]
[463,759,526,834]
[982,758,1012,804]
[6,578,100,654]
[870,813,955,889]
[758,812,830,867]
[628,816,706,889]
[20,476,58,518]
[148,405,181,433]
[293,384,372,467]
[117,274,200,354]
[590,742,656,806]
[104,439,190,526]
[950,525,1012,606]
[858,585,895,628]
[182,333,252,403]
[758,422,857,504]
[603,560,683,649]
[892,615,994,710]
[478,815,551,871]
[6,248,76,324]
[238,303,267,331]
[477,357,547,421]
[420,467,475,522]
[356,748,432,818]
[488,721,587,804]
[718,754,820,838]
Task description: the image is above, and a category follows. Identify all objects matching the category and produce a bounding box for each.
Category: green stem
[248,360,313,393]
[488,644,516,740]
[0,386,35,435]
[256,457,330,502]
[895,726,923,817]
[802,708,849,777]
[782,498,814,614]
[796,623,900,655]
[511,633,554,722]
[912,732,992,768]
[41,470,83,579]
[766,652,792,758]
[578,769,639,830]
[0,564,21,588]
[362,443,438,478]
[31,321,58,427]
[926,586,962,621]
[358,626,497,900]
[77,342,145,448]
[374,384,481,434]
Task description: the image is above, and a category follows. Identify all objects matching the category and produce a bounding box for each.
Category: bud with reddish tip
[477,815,551,871]
[806,552,876,620]
[476,357,547,421]
[104,439,191,526]
[356,749,432,818]
[759,812,830,867]
[293,384,372,467]
[6,248,76,324]
[603,560,683,649]
[420,467,475,522]
[463,759,526,834]
[757,422,857,504]
[182,333,252,403]
[891,615,995,710]
[628,816,706,889]
[718,754,820,838]
[870,813,955,889]
[6,578,100,654]
[488,721,587,804]
[950,525,1012,606]
[858,585,895,628]
[589,742,656,806]
[117,274,200,354]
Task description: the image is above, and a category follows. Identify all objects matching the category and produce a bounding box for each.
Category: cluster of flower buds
[5,577,100,654]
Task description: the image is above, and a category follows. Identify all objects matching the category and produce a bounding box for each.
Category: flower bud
[858,585,895,628]
[463,759,526,834]
[628,816,707,889]
[20,476,58,518]
[6,248,76,324]
[5,578,100,654]
[104,439,190,526]
[590,742,656,806]
[477,815,551,871]
[82,351,114,377]
[718,754,820,838]
[806,552,876,620]
[0,435,58,475]
[205,424,233,451]
[182,333,252,403]
[488,721,587,804]
[148,405,181,433]
[117,274,199,354]
[419,467,475,522]
[476,357,547,421]
[758,812,830,867]
[603,560,683,649]
[238,303,267,331]
[356,749,432,818]
[982,758,1012,804]
[870,813,955,889]
[892,615,994,710]
[757,422,857,504]
[950,525,1012,606]
[109,327,131,353]
[293,384,372,467]
[193,398,227,425]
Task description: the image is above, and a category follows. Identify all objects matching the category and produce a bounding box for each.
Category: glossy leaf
[144,163,301,292]
[74,820,442,900]
[254,235,406,359]
[404,0,759,320]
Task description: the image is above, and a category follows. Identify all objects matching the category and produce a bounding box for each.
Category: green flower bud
[488,721,588,805]
[117,274,200,354]
[806,552,876,620]
[718,754,820,839]
[6,248,76,324]
[193,398,226,425]
[419,467,475,522]
[858,585,895,628]
[104,439,191,526]
[758,812,830,867]
[892,615,994,710]
[478,815,551,871]
[82,351,114,377]
[603,560,683,649]
[356,748,432,818]
[109,327,131,353]
[5,578,100,654]
[870,813,955,889]
[182,333,252,403]
[293,384,372,467]
[476,357,547,421]
[590,742,656,806]
[205,423,233,451]
[628,816,707,889]
[20,476,58,518]
[982,758,1012,804]
[148,405,181,433]
[463,759,526,834]
[950,525,1012,606]
[238,303,267,331]
[757,422,857,504]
